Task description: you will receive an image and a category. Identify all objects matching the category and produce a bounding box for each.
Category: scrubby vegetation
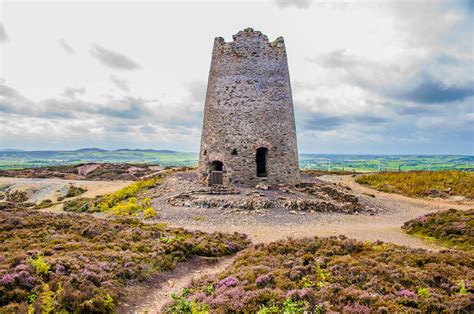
[0,210,250,312]
[98,176,161,211]
[356,171,474,199]
[65,185,87,198]
[62,175,165,218]
[403,208,474,252]
[165,236,473,313]
[34,199,54,209]
[301,169,358,176]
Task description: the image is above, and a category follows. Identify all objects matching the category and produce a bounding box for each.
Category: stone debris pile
[165,177,378,215]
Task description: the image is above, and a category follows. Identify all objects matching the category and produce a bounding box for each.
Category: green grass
[356,171,474,199]
[402,208,474,252]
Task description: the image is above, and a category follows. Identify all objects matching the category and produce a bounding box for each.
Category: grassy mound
[165,236,473,313]
[0,211,250,312]
[356,171,474,199]
[402,208,474,252]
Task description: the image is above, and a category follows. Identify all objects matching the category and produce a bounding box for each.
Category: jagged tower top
[214,27,285,46]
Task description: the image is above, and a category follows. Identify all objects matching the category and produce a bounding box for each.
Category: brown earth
[0,177,131,211]
[0,163,163,181]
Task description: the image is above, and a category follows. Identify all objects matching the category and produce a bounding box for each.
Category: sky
[0,0,473,154]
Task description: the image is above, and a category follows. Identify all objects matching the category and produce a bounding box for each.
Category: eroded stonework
[198,28,300,186]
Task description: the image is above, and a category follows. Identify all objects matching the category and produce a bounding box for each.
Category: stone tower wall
[198,28,300,186]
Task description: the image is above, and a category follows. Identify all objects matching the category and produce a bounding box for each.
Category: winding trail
[118,257,234,314]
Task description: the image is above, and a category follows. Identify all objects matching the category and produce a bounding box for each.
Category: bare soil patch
[0,177,131,211]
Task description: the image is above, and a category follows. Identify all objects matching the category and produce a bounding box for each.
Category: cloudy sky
[0,0,473,154]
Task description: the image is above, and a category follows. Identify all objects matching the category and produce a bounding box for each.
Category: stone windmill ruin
[198,28,299,186]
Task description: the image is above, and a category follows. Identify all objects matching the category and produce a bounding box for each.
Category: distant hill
[114,149,178,153]
[0,149,26,152]
[74,148,109,152]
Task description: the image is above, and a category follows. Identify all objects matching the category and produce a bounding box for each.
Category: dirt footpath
[119,257,234,314]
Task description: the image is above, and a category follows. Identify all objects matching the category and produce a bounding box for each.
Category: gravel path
[151,173,473,249]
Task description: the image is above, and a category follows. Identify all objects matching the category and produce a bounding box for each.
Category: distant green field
[0,150,197,170]
[0,150,472,172]
[300,154,474,172]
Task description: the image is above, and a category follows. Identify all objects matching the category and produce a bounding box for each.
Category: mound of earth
[165,173,374,215]
[0,163,164,181]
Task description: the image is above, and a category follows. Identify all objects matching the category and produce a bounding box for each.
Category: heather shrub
[62,197,96,213]
[34,199,54,209]
[402,208,474,251]
[0,210,250,312]
[356,171,474,199]
[65,185,87,198]
[165,236,473,312]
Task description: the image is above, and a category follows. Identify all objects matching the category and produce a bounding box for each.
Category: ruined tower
[198,28,299,186]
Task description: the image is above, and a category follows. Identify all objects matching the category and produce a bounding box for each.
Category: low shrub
[63,175,165,218]
[34,199,54,209]
[356,171,474,199]
[62,197,96,213]
[0,210,250,312]
[165,236,473,313]
[64,185,87,198]
[99,176,164,211]
[402,208,474,251]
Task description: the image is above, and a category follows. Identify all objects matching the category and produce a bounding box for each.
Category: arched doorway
[209,160,224,185]
[210,160,223,171]
[256,148,268,177]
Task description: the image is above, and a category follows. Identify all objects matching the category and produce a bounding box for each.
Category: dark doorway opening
[210,160,223,171]
[256,148,268,177]
[209,160,224,185]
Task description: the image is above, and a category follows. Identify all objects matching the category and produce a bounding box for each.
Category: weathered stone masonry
[198,28,300,186]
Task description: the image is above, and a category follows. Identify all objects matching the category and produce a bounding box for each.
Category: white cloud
[58,38,75,54]
[0,23,8,43]
[90,44,141,70]
[110,75,130,92]
[274,0,312,9]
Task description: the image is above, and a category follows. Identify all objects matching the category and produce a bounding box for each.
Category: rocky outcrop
[168,193,272,211]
